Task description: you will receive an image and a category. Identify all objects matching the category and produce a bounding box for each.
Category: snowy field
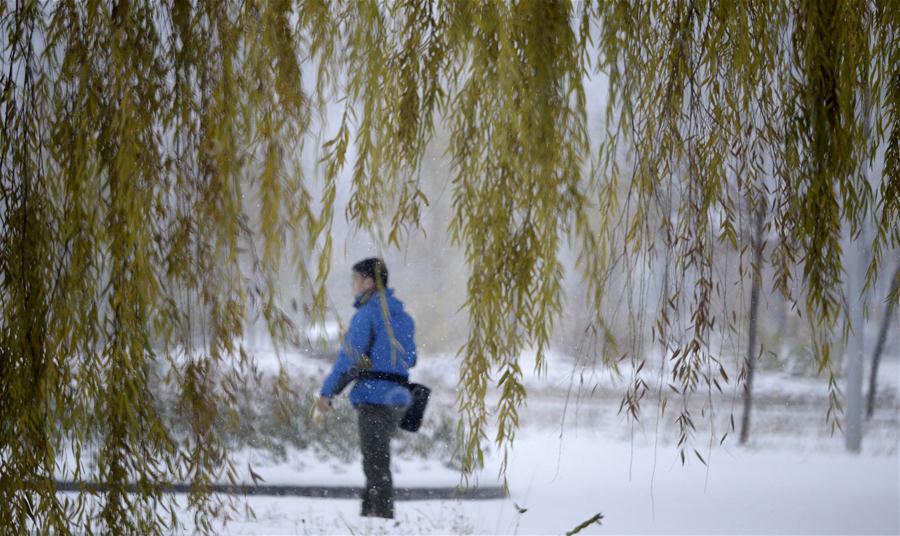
[166,351,900,535]
[182,434,899,535]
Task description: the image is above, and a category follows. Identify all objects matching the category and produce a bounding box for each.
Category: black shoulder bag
[356,370,430,433]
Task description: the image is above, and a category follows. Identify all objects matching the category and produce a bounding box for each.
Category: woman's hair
[352,257,389,287]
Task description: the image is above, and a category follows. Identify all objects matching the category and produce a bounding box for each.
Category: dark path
[53,481,506,501]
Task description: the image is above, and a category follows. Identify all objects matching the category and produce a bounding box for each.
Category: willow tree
[1,1,897,533]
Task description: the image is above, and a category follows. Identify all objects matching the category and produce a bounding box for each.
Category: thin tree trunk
[866,262,900,419]
[844,239,868,453]
[740,202,765,445]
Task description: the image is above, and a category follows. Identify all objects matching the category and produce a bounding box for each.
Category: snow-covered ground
[169,351,899,535]
[182,433,899,535]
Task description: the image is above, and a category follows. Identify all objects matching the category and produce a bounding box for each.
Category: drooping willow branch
[0,1,897,533]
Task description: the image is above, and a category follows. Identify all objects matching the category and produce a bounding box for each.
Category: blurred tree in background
[1,1,897,533]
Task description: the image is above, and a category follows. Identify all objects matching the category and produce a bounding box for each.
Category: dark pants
[357,403,405,518]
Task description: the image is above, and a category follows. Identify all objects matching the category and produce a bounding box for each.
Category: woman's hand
[317,396,333,414]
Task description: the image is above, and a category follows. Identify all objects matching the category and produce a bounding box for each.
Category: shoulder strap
[357,370,409,386]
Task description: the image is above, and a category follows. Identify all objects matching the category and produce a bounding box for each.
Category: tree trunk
[866,262,900,419]
[740,202,765,445]
[844,238,868,453]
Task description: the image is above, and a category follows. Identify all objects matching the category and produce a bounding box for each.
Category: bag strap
[357,369,410,386]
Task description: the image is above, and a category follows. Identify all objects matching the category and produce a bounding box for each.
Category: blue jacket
[320,288,416,407]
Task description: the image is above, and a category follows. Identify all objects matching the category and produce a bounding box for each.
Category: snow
[52,347,897,534]
[226,448,464,489]
[168,351,900,535]
[303,321,342,346]
[179,426,899,535]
